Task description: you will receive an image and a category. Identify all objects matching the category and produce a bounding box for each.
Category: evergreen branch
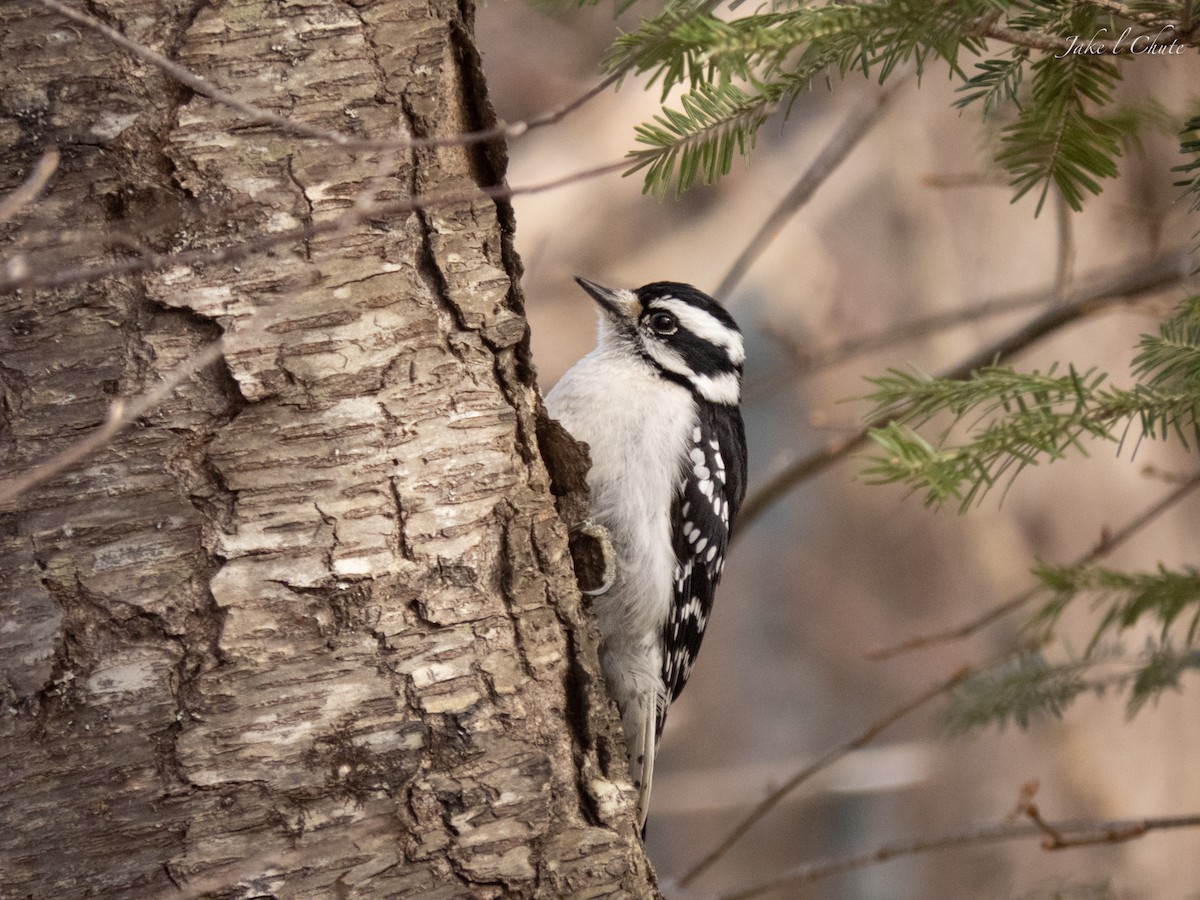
[864,364,1110,426]
[1134,296,1200,385]
[606,5,872,95]
[995,46,1123,213]
[1175,113,1200,259]
[1034,563,1200,650]
[607,1,1198,200]
[736,249,1193,536]
[862,365,1121,510]
[862,317,1200,510]
[940,639,1200,733]
[954,51,1027,114]
[676,663,977,888]
[869,470,1200,659]
[1130,297,1200,444]
[603,3,729,96]
[613,0,1002,193]
[624,80,783,196]
[1126,642,1200,716]
[939,652,1095,734]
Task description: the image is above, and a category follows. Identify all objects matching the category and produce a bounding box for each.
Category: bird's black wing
[659,401,747,735]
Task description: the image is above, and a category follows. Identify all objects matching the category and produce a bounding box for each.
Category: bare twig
[735,248,1195,536]
[719,811,1200,899]
[35,0,619,153]
[675,665,976,888]
[921,171,1009,189]
[0,158,631,294]
[0,340,227,508]
[0,151,634,502]
[1012,780,1081,849]
[717,76,908,304]
[1054,191,1075,298]
[0,148,59,226]
[1085,0,1167,27]
[7,226,154,256]
[749,276,1086,398]
[868,468,1200,659]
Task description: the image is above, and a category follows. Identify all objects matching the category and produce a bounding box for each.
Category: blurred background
[477,6,1200,898]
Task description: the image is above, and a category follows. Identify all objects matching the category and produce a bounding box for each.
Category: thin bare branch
[922,171,1008,189]
[1054,190,1075,298]
[0,340,227,508]
[0,158,631,294]
[0,151,633,502]
[1084,0,1168,27]
[35,0,619,153]
[719,812,1200,899]
[735,248,1195,536]
[0,148,59,226]
[675,665,976,888]
[868,468,1200,659]
[749,277,1084,399]
[717,76,909,304]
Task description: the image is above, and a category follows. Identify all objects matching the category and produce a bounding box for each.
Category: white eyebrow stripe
[647,298,745,365]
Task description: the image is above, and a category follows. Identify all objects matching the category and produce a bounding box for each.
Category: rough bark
[0,1,654,896]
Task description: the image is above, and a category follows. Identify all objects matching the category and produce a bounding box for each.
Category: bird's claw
[575,519,616,596]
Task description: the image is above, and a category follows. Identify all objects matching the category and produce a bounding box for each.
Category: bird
[545,276,747,830]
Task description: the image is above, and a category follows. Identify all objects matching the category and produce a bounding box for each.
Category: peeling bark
[0,1,655,896]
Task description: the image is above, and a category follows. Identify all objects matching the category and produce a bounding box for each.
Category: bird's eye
[647,311,678,334]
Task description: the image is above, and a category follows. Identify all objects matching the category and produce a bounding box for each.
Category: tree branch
[735,248,1195,537]
[719,811,1200,899]
[750,278,1083,398]
[0,158,632,294]
[1084,0,1167,27]
[868,468,1200,659]
[35,0,619,152]
[0,148,59,227]
[716,75,909,303]
[675,665,976,888]
[0,340,227,508]
[0,152,641,503]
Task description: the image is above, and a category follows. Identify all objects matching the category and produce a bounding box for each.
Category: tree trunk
[0,1,654,896]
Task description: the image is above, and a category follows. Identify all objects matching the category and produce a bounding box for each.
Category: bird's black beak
[575,276,640,321]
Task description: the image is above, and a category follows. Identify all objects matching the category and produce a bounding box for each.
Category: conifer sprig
[939,652,1094,733]
[1175,113,1200,258]
[599,1,1199,201]
[1034,563,1200,653]
[623,81,784,196]
[607,0,1004,195]
[940,642,1200,731]
[862,300,1200,509]
[995,51,1123,212]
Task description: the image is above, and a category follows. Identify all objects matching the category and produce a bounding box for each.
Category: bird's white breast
[545,343,694,646]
